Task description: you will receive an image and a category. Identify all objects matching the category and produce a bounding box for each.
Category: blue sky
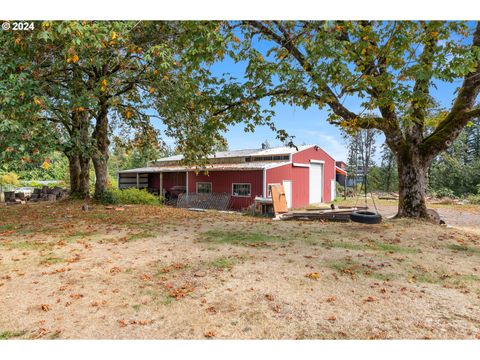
[154,22,474,163]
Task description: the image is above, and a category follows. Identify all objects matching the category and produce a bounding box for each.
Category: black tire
[350,210,382,224]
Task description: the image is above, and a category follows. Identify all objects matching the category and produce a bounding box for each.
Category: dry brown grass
[1,200,480,339]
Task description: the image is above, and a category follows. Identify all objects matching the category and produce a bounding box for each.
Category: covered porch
[117,167,188,198]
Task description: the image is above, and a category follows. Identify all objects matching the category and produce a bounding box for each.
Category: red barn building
[118,145,337,210]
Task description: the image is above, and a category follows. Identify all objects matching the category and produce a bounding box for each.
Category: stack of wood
[29,186,68,203]
[3,191,22,205]
[378,192,399,200]
[279,207,368,221]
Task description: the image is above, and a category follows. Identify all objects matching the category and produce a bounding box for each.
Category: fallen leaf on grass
[327,315,337,321]
[305,272,320,280]
[69,293,83,299]
[265,294,274,301]
[110,267,121,274]
[34,328,48,339]
[118,320,127,328]
[168,284,195,300]
[129,319,151,325]
[270,304,281,313]
[326,296,336,303]
[141,273,152,281]
[364,296,376,303]
[204,331,216,338]
[206,306,217,314]
[40,304,50,311]
[160,263,187,274]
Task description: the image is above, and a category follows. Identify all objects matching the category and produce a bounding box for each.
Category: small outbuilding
[118,144,337,210]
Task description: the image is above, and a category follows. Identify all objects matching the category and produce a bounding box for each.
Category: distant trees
[345,129,377,189]
[428,117,480,196]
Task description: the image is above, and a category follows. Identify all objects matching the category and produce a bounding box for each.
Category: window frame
[267,183,280,198]
[196,182,212,194]
[231,183,251,197]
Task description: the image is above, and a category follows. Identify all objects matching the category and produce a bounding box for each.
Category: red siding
[187,170,263,210]
[265,146,336,208]
[266,164,310,209]
[163,172,186,191]
[292,145,336,203]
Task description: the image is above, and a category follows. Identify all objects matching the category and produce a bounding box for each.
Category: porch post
[136,173,139,188]
[160,172,163,196]
[185,171,189,199]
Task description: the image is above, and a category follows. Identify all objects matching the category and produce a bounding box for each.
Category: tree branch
[421,21,480,158]
[245,21,358,121]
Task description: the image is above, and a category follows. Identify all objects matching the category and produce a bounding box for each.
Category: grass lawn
[1,200,480,339]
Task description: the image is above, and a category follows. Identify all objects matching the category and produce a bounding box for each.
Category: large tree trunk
[67,154,81,196]
[78,155,90,199]
[92,156,108,198]
[92,102,110,199]
[395,147,429,218]
[67,154,90,199]
[66,107,92,199]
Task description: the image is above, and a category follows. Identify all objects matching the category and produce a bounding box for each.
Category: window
[244,155,289,162]
[267,183,280,198]
[232,183,251,197]
[196,182,212,194]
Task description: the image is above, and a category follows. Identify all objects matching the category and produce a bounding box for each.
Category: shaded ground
[1,201,480,339]
[335,198,480,234]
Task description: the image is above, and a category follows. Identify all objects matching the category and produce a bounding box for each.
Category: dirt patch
[1,201,480,339]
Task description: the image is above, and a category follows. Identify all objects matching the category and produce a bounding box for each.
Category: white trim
[309,162,324,204]
[263,161,292,170]
[283,180,293,209]
[293,163,310,168]
[196,181,212,194]
[266,183,281,198]
[310,160,325,164]
[262,168,266,198]
[231,183,251,197]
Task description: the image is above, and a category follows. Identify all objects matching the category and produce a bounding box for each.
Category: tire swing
[350,170,382,224]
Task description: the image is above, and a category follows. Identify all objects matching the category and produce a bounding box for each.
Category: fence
[176,192,232,210]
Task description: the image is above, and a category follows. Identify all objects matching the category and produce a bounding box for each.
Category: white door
[331,179,336,201]
[309,163,323,204]
[283,180,292,209]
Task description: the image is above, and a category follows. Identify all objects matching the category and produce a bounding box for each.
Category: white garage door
[309,163,323,204]
[283,180,292,209]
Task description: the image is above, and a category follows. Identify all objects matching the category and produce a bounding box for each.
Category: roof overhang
[336,166,347,176]
[118,161,291,174]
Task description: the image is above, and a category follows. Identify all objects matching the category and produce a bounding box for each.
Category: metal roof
[153,145,316,164]
[118,161,291,174]
[335,166,348,176]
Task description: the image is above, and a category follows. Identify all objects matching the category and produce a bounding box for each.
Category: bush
[0,172,20,187]
[467,194,480,205]
[430,187,456,199]
[99,188,161,205]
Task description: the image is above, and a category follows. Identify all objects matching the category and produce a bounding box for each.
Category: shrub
[467,194,480,205]
[430,187,456,199]
[99,188,161,205]
[0,172,20,186]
